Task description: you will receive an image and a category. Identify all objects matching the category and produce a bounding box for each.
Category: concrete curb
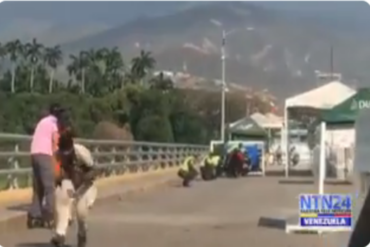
[94,170,178,206]
[0,167,178,205]
[0,167,179,233]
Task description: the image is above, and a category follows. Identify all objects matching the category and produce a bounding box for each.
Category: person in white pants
[51,140,98,247]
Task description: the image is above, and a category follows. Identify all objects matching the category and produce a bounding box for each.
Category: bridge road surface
[1,177,352,247]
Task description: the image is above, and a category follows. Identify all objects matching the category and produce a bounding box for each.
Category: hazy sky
[0,1,368,26]
[0,1,368,44]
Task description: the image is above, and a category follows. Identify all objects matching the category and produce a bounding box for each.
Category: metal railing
[0,133,208,191]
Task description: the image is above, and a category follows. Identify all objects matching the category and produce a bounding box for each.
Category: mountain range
[0,1,369,99]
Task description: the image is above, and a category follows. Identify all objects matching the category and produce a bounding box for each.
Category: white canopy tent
[286,81,355,109]
[251,113,268,126]
[251,112,283,129]
[282,81,356,177]
[264,113,283,129]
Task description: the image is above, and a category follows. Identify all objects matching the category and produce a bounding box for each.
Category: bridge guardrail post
[168,146,174,168]
[141,144,149,172]
[109,146,117,176]
[158,146,165,169]
[6,144,20,190]
[0,132,208,192]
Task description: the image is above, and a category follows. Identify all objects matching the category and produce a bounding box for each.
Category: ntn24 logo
[300,194,352,212]
[301,217,351,226]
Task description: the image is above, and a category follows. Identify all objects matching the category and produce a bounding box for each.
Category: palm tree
[44,45,62,93]
[67,51,89,94]
[85,49,97,64]
[81,48,124,95]
[130,50,156,85]
[104,47,124,89]
[108,48,124,72]
[5,39,23,93]
[0,43,6,75]
[25,38,44,92]
[96,48,109,62]
[123,72,137,86]
[84,48,104,94]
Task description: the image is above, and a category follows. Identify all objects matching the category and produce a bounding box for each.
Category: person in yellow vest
[178,155,199,187]
[201,152,221,181]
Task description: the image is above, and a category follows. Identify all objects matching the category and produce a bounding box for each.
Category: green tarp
[321,88,370,123]
[228,117,267,137]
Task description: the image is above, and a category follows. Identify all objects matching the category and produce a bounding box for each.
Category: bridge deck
[0,177,351,247]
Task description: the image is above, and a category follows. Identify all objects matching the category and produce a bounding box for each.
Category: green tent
[321,88,370,123]
[228,117,267,139]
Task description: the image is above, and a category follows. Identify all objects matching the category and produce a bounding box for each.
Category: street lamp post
[210,19,253,142]
[221,30,226,142]
[218,29,243,142]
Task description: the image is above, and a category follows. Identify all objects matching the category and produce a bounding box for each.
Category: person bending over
[178,156,199,187]
[51,129,98,247]
[201,151,220,181]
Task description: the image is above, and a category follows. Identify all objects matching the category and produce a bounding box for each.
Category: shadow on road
[7,203,29,212]
[278,179,352,186]
[257,216,286,230]
[278,179,313,185]
[17,243,72,247]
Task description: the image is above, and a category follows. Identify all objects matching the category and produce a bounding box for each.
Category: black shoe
[182,180,189,187]
[77,234,87,247]
[27,214,43,229]
[51,234,66,247]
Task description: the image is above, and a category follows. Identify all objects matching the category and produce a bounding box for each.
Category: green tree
[136,115,174,142]
[168,90,208,144]
[0,37,271,145]
[171,112,207,144]
[84,48,106,96]
[67,51,89,94]
[5,39,23,93]
[130,50,155,85]
[104,47,125,90]
[44,45,63,93]
[14,63,32,92]
[24,38,44,92]
[0,43,6,75]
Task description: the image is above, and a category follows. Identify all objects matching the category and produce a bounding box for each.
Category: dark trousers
[226,159,242,177]
[347,183,370,247]
[28,154,55,219]
[178,168,198,187]
[201,165,216,181]
[347,172,370,247]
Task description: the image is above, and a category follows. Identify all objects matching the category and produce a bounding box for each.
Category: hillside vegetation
[61,2,370,98]
[0,39,271,144]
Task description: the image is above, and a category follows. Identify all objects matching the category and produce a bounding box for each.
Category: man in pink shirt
[28,103,65,228]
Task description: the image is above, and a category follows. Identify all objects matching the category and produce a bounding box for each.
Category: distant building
[153,70,174,78]
[153,70,192,84]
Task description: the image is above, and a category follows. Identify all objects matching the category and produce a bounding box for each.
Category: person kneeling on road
[227,146,245,178]
[51,129,98,247]
[201,152,220,181]
[178,155,199,187]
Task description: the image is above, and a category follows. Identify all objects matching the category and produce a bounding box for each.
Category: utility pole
[220,30,226,142]
[210,19,253,141]
[330,45,334,81]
